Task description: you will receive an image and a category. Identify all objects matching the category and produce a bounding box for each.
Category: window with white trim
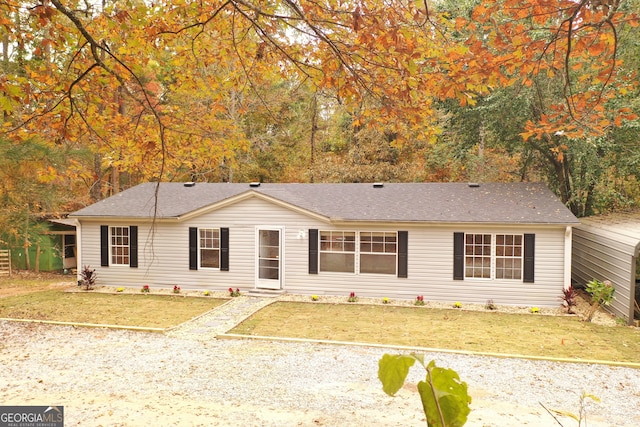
[319,231,355,273]
[495,234,523,279]
[360,231,397,275]
[110,226,129,265]
[465,233,523,279]
[199,228,220,269]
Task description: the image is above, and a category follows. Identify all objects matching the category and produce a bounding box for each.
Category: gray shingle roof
[69,182,579,224]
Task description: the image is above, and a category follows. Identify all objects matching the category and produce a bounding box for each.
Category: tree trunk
[15,10,25,74]
[476,121,486,181]
[34,243,41,273]
[111,166,120,195]
[2,33,8,65]
[309,93,318,183]
[90,153,102,201]
[23,215,30,270]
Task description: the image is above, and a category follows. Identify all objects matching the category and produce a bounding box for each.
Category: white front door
[256,227,282,290]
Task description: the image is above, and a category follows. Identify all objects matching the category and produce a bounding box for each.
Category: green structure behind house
[1,219,77,273]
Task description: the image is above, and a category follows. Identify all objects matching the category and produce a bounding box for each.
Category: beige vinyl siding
[289,224,566,307]
[78,198,321,291]
[78,197,569,307]
[572,225,636,323]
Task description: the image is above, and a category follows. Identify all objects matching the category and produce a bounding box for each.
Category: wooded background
[0,0,639,252]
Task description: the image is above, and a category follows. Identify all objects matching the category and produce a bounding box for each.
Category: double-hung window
[464,233,523,280]
[360,232,397,275]
[189,227,229,271]
[495,234,523,279]
[199,228,220,269]
[318,231,397,275]
[101,225,137,268]
[319,231,355,273]
[110,226,130,265]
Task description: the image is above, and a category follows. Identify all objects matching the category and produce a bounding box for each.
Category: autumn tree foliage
[0,0,638,216]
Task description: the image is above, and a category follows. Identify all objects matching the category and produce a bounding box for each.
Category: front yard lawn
[229,302,640,364]
[0,290,226,329]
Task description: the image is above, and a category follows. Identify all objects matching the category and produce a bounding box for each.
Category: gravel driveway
[1,321,638,426]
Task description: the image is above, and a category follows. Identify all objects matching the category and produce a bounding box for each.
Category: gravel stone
[1,286,637,426]
[1,320,639,426]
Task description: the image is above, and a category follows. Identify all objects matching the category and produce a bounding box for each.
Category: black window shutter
[397,231,408,278]
[100,225,109,267]
[220,227,229,271]
[129,226,138,268]
[189,227,198,270]
[308,229,318,274]
[524,233,535,283]
[453,232,464,280]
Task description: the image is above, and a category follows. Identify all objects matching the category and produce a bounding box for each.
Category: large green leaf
[377,354,417,396]
[417,361,472,427]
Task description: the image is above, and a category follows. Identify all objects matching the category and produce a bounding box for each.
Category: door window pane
[258,230,280,280]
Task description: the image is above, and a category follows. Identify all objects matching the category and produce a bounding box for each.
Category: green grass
[0,290,226,328]
[3,276,639,363]
[229,302,640,363]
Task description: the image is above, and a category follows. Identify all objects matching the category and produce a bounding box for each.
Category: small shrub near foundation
[79,266,97,291]
[485,299,497,310]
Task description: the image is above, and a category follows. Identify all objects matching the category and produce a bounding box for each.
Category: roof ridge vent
[468,182,480,188]
[184,182,196,187]
[249,182,261,187]
[373,182,384,188]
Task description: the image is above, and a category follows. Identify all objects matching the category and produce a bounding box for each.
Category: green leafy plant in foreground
[378,353,471,427]
[584,279,615,322]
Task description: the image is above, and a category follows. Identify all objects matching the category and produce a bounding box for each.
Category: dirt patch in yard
[0,271,74,298]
